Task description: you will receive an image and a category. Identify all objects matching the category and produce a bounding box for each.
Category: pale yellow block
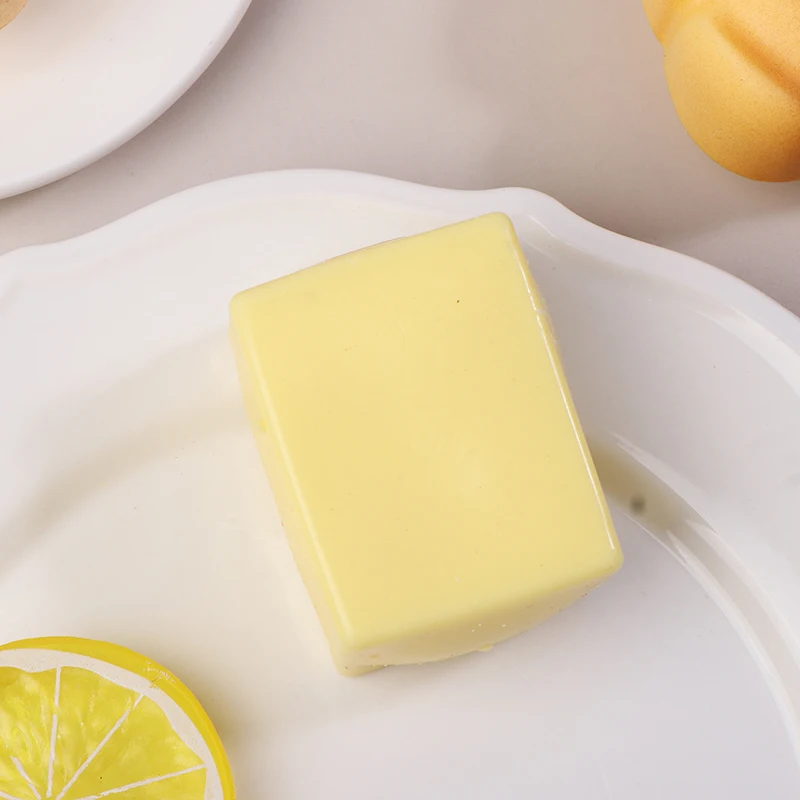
[230,214,622,675]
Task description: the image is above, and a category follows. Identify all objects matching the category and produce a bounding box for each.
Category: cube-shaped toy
[230,213,622,675]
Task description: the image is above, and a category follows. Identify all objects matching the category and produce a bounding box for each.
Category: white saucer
[1,171,799,798]
[0,0,250,198]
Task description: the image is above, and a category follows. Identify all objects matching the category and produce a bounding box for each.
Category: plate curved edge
[0,0,252,200]
[2,168,800,365]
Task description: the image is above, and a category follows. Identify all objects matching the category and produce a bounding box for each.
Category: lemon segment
[73,768,209,800]
[0,668,55,800]
[62,694,203,800]
[51,669,138,800]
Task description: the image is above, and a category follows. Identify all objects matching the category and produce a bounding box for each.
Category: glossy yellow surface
[644,0,800,181]
[231,213,622,675]
[0,638,234,800]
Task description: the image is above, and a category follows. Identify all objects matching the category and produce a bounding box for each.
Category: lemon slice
[0,638,234,800]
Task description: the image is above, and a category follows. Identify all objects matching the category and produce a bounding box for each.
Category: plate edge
[2,168,800,359]
[0,0,252,200]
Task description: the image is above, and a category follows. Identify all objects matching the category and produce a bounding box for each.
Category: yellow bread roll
[0,0,27,30]
[644,0,800,181]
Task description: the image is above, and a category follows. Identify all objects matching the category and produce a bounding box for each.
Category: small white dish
[0,0,250,198]
[1,171,799,798]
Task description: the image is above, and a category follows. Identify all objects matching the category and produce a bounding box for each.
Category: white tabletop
[1,0,799,314]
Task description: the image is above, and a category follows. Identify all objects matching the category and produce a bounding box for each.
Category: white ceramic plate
[1,171,799,798]
[0,0,250,198]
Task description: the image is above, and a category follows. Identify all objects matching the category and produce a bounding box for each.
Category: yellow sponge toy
[644,0,800,181]
[0,0,27,30]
